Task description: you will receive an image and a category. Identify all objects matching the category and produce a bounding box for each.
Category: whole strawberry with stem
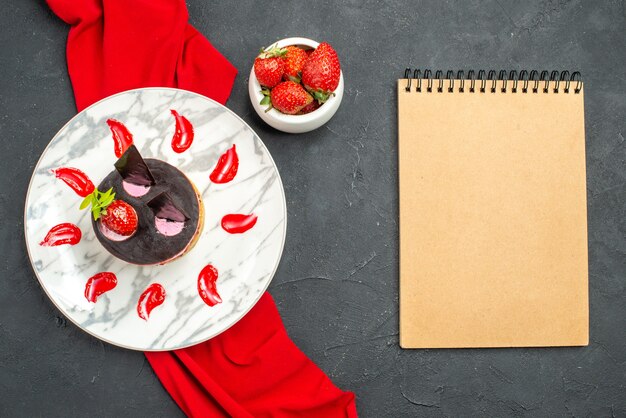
[269,81,313,115]
[254,45,287,89]
[80,188,138,237]
[301,42,341,104]
[283,46,309,83]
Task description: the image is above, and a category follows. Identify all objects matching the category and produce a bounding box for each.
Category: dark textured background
[1,0,625,416]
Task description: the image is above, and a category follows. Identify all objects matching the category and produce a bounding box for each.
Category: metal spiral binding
[403,69,582,94]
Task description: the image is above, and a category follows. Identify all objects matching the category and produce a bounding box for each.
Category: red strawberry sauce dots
[47,112,261,319]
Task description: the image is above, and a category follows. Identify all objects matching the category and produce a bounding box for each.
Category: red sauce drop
[221,213,258,234]
[198,264,222,307]
[52,167,95,197]
[170,110,194,153]
[106,119,134,158]
[137,283,166,320]
[39,223,82,246]
[84,272,117,303]
[209,145,239,184]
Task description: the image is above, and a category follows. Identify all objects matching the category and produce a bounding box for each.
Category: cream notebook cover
[398,70,589,348]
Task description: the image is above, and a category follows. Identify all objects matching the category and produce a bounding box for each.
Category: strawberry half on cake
[82,145,204,265]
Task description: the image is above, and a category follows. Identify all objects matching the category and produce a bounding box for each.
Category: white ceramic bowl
[248,37,344,134]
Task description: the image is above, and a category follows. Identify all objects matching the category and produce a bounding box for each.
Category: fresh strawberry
[269,81,313,115]
[283,46,309,83]
[101,200,138,236]
[297,100,320,115]
[253,46,287,88]
[80,188,138,236]
[301,42,341,103]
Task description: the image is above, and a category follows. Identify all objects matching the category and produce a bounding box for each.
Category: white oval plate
[24,88,286,351]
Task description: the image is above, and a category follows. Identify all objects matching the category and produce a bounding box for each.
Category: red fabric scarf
[46,0,357,416]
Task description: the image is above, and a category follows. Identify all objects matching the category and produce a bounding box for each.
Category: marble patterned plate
[24,88,286,351]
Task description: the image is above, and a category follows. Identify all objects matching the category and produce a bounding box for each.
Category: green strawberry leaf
[79,194,93,210]
[309,89,335,104]
[102,196,114,207]
[258,45,287,59]
[79,187,116,221]
[260,88,273,108]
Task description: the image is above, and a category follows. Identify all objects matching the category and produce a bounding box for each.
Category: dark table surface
[2,1,625,416]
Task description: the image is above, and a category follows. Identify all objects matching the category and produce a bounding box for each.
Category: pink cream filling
[155,217,185,236]
[122,181,151,197]
[99,221,133,241]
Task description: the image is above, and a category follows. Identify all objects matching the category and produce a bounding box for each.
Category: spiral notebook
[398,70,589,348]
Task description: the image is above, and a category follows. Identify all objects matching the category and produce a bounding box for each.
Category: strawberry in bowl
[248,37,344,134]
